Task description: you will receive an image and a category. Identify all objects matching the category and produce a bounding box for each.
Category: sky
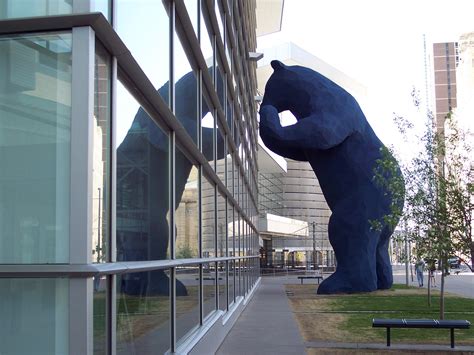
[257,0,474,161]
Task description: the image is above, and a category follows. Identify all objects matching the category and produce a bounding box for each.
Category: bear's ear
[271,60,286,71]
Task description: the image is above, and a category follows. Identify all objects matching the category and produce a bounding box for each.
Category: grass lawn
[286,283,474,347]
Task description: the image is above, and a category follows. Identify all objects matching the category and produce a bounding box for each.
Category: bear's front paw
[259,104,278,118]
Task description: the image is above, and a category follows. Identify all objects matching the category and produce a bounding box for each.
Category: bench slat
[373,318,471,329]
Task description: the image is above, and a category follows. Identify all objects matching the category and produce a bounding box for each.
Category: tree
[373,100,473,319]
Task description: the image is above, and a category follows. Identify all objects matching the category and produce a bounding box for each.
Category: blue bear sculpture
[259,60,403,294]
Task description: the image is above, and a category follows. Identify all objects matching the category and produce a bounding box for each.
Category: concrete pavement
[216,277,306,355]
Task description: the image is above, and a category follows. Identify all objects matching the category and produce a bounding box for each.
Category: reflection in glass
[227,99,233,140]
[203,262,217,319]
[0,278,68,355]
[216,58,225,108]
[216,128,226,182]
[175,35,198,144]
[228,259,235,306]
[0,32,71,263]
[94,279,107,355]
[202,176,215,258]
[217,192,226,257]
[200,6,214,72]
[184,0,198,35]
[116,82,170,295]
[92,42,110,265]
[176,265,200,342]
[202,97,214,170]
[117,271,170,355]
[215,0,224,39]
[176,151,198,259]
[0,0,71,19]
[116,0,169,102]
[218,261,226,311]
[227,151,233,193]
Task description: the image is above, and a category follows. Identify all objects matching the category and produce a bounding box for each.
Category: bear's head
[262,60,314,120]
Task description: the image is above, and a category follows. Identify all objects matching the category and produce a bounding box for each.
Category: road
[393,269,474,298]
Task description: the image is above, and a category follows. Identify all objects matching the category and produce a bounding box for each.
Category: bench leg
[451,328,454,348]
[386,328,391,346]
[301,279,303,284]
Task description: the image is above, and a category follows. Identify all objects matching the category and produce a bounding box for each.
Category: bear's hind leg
[376,225,394,290]
[317,204,378,294]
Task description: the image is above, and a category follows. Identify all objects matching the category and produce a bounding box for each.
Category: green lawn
[286,283,474,346]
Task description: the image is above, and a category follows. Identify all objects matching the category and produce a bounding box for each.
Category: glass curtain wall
[0,0,259,354]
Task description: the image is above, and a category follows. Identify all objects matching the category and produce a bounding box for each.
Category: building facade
[432,42,459,134]
[0,0,260,354]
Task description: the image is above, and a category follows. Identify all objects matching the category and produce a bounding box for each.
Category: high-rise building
[0,1,271,354]
[432,42,459,134]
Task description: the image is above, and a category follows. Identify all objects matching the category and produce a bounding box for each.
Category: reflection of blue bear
[260,60,403,294]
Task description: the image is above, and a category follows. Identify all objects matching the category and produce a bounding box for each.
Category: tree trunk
[427,268,431,307]
[471,243,474,272]
[439,258,446,319]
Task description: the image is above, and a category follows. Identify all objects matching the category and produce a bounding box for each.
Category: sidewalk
[216,277,306,355]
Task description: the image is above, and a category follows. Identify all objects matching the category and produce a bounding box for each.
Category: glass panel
[93,277,107,355]
[216,128,225,182]
[202,176,215,258]
[202,98,214,170]
[91,0,111,20]
[117,271,170,354]
[226,99,233,139]
[203,262,216,319]
[0,0,72,19]
[227,151,233,193]
[228,259,235,305]
[215,0,224,39]
[116,82,170,279]
[175,150,199,259]
[92,42,110,263]
[184,0,198,35]
[0,32,71,263]
[175,36,198,144]
[217,192,226,257]
[176,265,199,342]
[225,30,232,72]
[216,57,225,108]
[227,202,234,257]
[0,278,68,355]
[200,5,214,71]
[218,261,226,311]
[116,0,169,103]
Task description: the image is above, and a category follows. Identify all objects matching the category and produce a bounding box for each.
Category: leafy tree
[373,99,473,318]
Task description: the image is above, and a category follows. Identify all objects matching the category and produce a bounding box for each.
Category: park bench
[297,275,323,284]
[372,318,471,348]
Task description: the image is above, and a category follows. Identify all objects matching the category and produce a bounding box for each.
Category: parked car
[448,257,461,269]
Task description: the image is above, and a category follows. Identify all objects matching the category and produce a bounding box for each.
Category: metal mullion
[70,25,95,355]
[107,53,118,355]
[198,1,204,321]
[214,181,218,310]
[170,1,176,352]
[199,166,204,324]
